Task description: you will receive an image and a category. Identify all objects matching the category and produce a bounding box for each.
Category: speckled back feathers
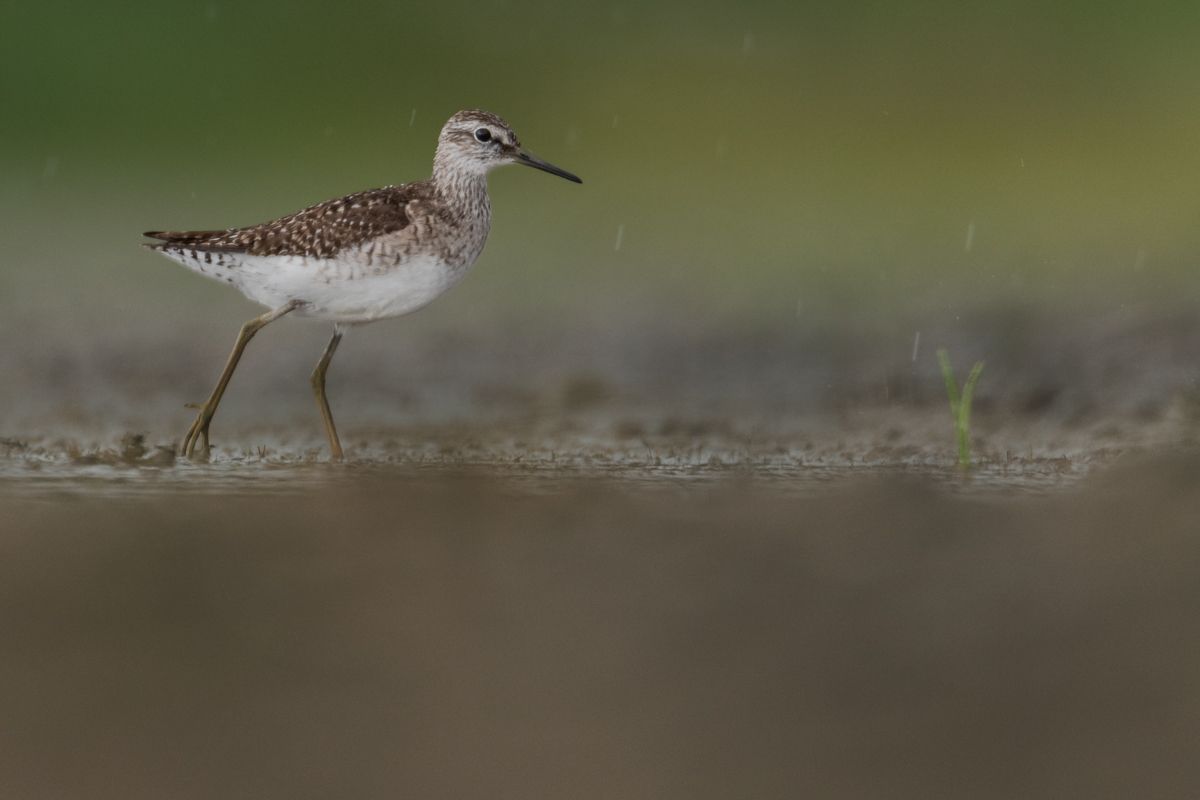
[144,183,434,259]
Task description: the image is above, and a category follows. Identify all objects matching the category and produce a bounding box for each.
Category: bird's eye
[474,128,492,143]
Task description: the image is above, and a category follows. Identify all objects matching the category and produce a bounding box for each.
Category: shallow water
[3,452,1200,799]
[0,426,1108,499]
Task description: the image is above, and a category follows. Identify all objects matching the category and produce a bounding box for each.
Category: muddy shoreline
[3,307,1200,796]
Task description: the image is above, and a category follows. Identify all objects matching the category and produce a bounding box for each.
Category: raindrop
[964,221,975,253]
[41,156,59,180]
[409,108,417,127]
[565,126,579,148]
[1134,247,1147,271]
[911,331,921,362]
[742,32,755,54]
[611,114,620,129]
[614,224,625,251]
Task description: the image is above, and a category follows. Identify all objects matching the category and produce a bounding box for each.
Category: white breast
[234,253,474,323]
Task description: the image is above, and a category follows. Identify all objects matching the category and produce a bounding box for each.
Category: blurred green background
[5,0,1200,331]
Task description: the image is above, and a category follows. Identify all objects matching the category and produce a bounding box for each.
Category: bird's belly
[236,253,473,322]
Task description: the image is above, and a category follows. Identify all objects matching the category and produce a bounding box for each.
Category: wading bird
[144,109,581,460]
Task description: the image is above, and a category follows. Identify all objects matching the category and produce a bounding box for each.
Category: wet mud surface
[5,305,1200,493]
[3,309,1200,797]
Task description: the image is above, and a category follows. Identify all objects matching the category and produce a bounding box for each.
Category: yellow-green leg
[310,325,345,461]
[181,300,303,459]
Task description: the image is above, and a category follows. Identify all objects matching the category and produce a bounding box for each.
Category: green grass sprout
[936,349,985,469]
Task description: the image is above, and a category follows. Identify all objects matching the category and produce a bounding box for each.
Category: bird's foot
[180,405,214,461]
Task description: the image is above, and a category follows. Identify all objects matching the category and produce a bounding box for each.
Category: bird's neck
[431,154,491,223]
[433,170,490,222]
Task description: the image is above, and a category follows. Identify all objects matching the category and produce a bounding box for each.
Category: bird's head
[434,109,582,184]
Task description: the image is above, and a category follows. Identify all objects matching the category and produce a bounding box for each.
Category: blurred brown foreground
[2,453,1200,799]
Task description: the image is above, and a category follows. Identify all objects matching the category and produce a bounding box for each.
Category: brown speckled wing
[144,183,431,259]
